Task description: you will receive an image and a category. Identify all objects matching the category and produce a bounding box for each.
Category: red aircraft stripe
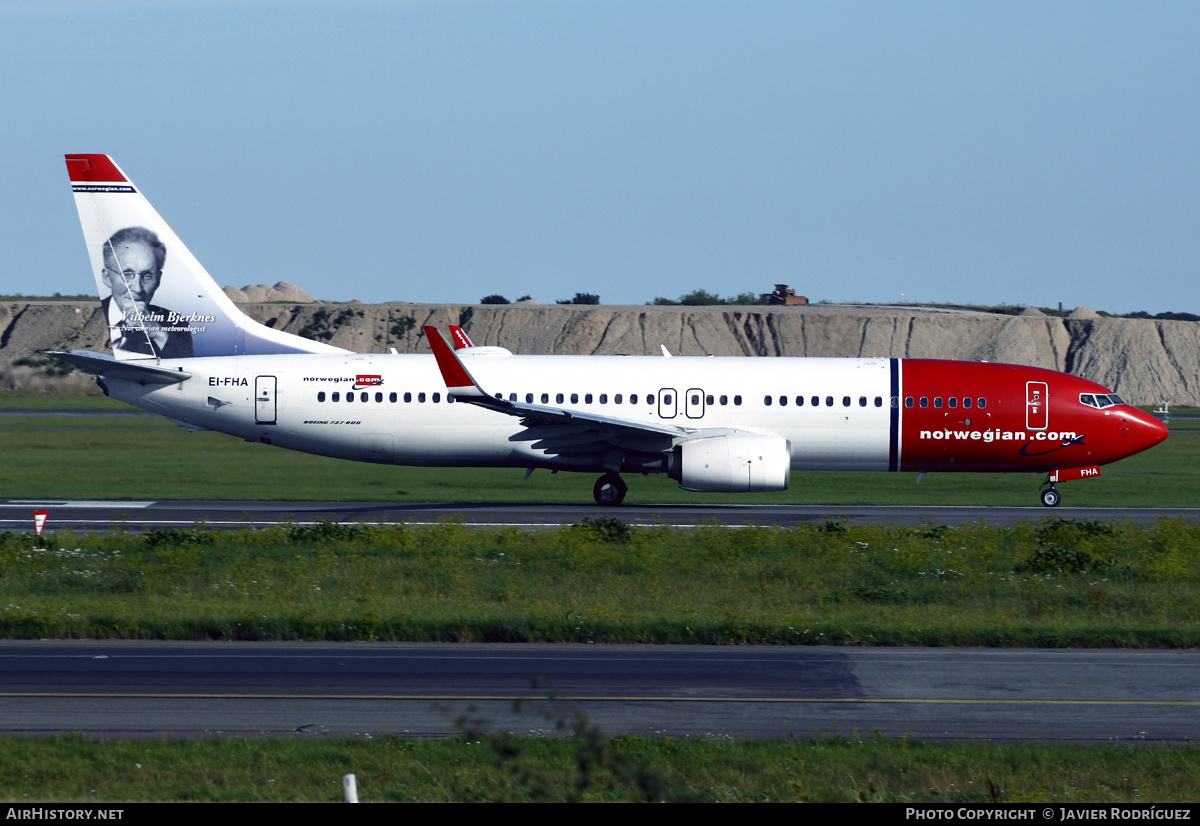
[65,155,127,183]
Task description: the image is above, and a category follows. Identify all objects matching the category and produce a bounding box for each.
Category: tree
[481,294,510,304]
[557,293,600,305]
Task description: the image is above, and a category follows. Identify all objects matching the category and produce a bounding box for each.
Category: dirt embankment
[2,300,1195,406]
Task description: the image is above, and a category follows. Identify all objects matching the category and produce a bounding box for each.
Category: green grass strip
[1,732,1197,802]
[4,517,1200,646]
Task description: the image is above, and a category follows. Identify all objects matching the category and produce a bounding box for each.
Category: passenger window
[647,394,655,404]
[418,392,426,403]
[720,395,728,405]
[556,393,564,404]
[376,392,383,403]
[859,396,867,407]
[977,398,986,409]
[404,392,411,403]
[585,393,593,404]
[526,393,534,404]
[509,393,517,402]
[963,397,972,409]
[905,397,914,408]
[842,396,851,407]
[616,394,623,404]
[541,393,549,404]
[948,397,957,409]
[332,392,340,402]
[705,394,713,405]
[663,394,672,405]
[934,397,943,408]
[874,396,883,407]
[920,397,928,408]
[734,395,742,406]
[318,392,326,402]
[433,393,441,403]
[631,394,639,404]
[796,396,804,407]
[389,392,397,403]
[347,393,354,403]
[826,396,834,407]
[600,394,608,404]
[811,396,819,407]
[779,396,787,406]
[571,393,579,404]
[764,396,772,406]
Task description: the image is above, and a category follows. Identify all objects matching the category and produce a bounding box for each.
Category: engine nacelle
[670,431,791,493]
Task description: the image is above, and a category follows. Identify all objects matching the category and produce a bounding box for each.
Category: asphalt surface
[1,642,1196,742]
[2,499,1198,532]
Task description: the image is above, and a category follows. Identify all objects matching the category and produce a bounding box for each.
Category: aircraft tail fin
[66,154,347,360]
[449,324,474,350]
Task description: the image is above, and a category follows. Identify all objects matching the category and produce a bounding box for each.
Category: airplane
[52,154,1168,508]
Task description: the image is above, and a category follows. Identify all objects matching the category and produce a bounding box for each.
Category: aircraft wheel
[1040,487,1061,508]
[593,473,628,506]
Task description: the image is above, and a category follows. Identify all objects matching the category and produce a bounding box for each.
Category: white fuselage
[109,352,896,472]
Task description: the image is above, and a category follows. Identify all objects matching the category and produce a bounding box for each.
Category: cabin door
[255,376,277,425]
[1026,381,1048,431]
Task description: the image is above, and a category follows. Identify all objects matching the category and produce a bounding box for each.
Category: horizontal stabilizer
[47,350,190,385]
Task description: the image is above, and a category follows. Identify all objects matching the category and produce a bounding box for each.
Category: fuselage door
[685,387,705,419]
[255,375,277,425]
[1026,381,1048,431]
[658,388,678,419]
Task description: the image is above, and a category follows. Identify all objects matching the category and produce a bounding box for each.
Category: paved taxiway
[1,499,1198,532]
[1,642,1197,742]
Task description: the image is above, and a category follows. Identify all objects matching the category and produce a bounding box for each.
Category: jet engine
[669,431,791,493]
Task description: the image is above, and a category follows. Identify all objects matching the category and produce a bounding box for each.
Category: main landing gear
[593,473,628,506]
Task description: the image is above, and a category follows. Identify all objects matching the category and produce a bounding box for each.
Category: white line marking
[4,501,156,508]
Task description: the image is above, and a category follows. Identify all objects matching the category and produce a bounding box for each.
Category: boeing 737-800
[52,154,1167,506]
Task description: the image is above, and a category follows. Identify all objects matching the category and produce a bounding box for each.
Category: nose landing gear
[593,473,628,506]
[1039,485,1061,508]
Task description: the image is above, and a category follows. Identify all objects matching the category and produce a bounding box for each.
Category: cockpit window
[1080,393,1123,409]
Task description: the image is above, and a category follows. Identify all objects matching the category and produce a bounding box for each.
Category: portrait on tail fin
[99,226,195,359]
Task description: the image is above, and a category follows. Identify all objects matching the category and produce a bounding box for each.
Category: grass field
[3,733,1199,802]
[0,395,1192,506]
[6,516,1200,646]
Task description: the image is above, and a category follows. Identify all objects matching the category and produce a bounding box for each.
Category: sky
[3,0,1198,313]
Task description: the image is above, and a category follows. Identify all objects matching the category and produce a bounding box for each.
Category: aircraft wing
[423,326,697,457]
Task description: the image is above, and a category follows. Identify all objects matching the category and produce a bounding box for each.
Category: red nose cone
[1124,408,1169,456]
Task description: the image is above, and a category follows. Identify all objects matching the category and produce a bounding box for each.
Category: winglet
[424,326,486,397]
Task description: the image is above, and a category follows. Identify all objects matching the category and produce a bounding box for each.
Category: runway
[1,642,1197,742]
[2,498,1198,532]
